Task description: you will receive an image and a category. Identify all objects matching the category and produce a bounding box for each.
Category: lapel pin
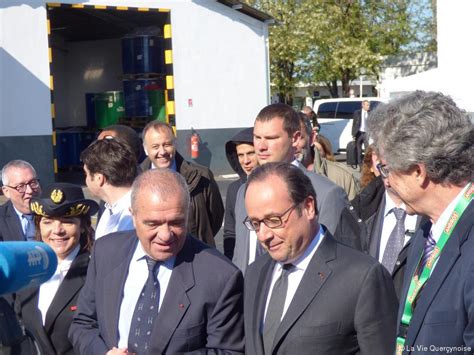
[70,306,77,311]
[318,272,324,280]
[179,303,185,309]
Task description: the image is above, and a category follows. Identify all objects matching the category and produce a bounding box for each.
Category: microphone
[0,242,57,295]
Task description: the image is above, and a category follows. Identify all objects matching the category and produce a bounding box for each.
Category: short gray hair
[367,91,473,185]
[131,169,190,218]
[1,160,37,186]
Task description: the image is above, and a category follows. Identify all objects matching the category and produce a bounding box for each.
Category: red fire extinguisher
[191,132,199,159]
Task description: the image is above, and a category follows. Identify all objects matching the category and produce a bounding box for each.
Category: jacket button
[349,206,354,210]
[357,219,362,223]
[396,261,401,266]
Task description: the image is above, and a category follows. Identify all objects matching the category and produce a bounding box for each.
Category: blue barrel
[123,79,163,117]
[122,35,165,75]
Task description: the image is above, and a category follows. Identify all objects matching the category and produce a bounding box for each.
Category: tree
[245,0,435,99]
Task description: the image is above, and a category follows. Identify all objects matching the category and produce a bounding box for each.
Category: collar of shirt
[276,225,324,274]
[132,240,176,270]
[383,191,406,217]
[430,183,471,243]
[58,244,80,275]
[104,190,132,216]
[264,226,325,325]
[151,157,177,172]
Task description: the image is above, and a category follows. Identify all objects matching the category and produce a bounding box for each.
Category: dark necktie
[381,208,406,273]
[128,256,160,354]
[418,230,436,275]
[263,264,294,355]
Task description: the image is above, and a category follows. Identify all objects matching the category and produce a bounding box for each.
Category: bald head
[131,169,190,214]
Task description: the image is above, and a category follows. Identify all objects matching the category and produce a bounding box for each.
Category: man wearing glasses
[1,160,41,241]
[334,148,424,299]
[243,162,398,355]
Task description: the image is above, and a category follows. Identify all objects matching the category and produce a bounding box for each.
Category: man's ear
[304,195,317,219]
[292,130,302,148]
[414,163,429,188]
[96,173,106,187]
[1,186,11,199]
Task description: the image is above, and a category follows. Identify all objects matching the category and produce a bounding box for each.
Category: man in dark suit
[351,100,370,164]
[243,162,398,355]
[367,91,474,354]
[0,160,41,242]
[334,148,426,299]
[232,103,348,274]
[69,169,244,355]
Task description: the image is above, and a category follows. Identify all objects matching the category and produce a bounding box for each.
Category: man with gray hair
[367,91,474,354]
[1,160,41,241]
[70,169,244,355]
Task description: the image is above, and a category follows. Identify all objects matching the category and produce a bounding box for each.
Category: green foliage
[244,0,435,100]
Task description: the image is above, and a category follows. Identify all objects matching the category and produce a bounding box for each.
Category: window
[317,102,337,118]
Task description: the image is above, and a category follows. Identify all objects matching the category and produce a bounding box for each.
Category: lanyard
[396,183,473,355]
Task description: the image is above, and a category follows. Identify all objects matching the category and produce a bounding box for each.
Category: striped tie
[418,231,436,275]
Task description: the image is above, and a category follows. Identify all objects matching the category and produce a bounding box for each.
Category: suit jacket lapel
[103,237,137,344]
[253,256,275,355]
[406,202,473,346]
[44,251,89,333]
[272,234,336,353]
[149,236,195,353]
[6,202,25,241]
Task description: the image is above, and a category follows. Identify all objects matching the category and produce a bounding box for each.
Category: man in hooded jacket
[223,127,258,259]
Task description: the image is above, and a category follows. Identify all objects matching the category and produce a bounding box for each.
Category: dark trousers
[355,131,367,164]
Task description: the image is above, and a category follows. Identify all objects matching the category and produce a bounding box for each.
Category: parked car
[313,97,386,152]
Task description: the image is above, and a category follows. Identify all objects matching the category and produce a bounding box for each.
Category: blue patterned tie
[381,208,406,273]
[418,231,436,275]
[128,256,160,354]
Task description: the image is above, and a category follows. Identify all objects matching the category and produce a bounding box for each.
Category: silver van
[313,97,385,152]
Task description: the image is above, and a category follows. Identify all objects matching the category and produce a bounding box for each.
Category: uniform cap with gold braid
[30,183,98,217]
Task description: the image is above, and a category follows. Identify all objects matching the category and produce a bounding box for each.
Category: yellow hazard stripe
[138,7,149,12]
[48,48,52,63]
[165,50,173,65]
[116,6,128,10]
[51,103,56,119]
[50,75,54,90]
[53,159,58,174]
[52,131,56,146]
[47,3,61,8]
[159,9,170,12]
[71,4,84,8]
[164,24,172,39]
[167,101,175,115]
[166,75,174,90]
[47,19,51,35]
[94,5,107,10]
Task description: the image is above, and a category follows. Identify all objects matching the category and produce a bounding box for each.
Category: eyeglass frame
[376,163,390,179]
[3,178,41,194]
[243,202,300,232]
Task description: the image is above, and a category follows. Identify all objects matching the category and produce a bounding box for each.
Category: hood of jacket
[225,127,254,180]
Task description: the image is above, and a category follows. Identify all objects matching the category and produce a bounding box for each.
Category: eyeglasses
[4,179,40,193]
[376,163,390,179]
[243,203,299,232]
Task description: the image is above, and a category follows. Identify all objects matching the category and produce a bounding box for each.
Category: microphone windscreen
[0,242,58,295]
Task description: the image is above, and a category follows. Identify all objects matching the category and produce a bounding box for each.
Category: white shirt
[263,227,324,323]
[38,245,80,325]
[378,192,418,262]
[428,184,471,273]
[95,191,134,240]
[117,242,175,348]
[248,231,259,264]
[360,110,368,132]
